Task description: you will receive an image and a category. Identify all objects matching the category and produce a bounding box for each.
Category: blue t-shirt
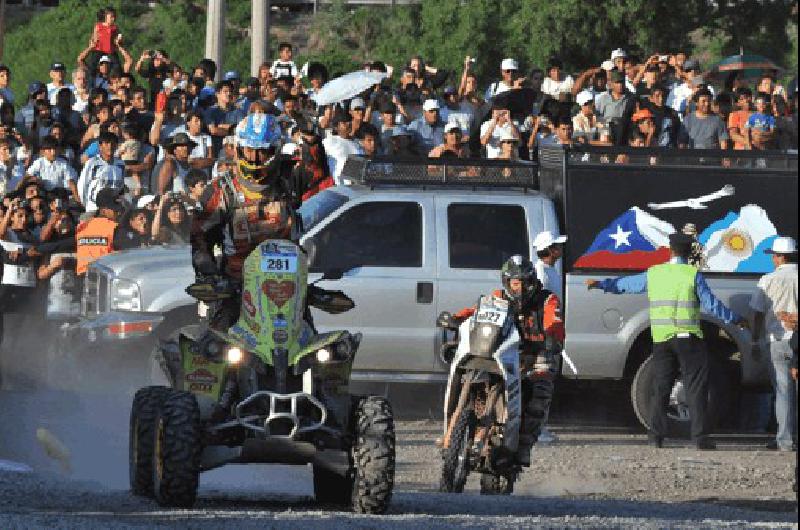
[82,141,99,159]
[745,112,776,132]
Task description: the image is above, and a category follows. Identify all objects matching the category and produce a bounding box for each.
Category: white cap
[766,236,798,254]
[137,195,156,208]
[281,142,299,155]
[501,58,519,71]
[576,90,594,106]
[610,48,627,60]
[99,55,112,64]
[350,97,366,110]
[533,230,567,250]
[600,60,615,71]
[422,99,440,112]
[444,122,461,134]
[499,130,519,143]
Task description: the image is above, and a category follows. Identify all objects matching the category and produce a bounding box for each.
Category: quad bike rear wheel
[129,386,171,496]
[350,396,395,514]
[480,472,515,495]
[439,407,476,493]
[152,390,202,508]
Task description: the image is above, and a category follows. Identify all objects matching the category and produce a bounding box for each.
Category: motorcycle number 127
[476,309,505,324]
[261,254,298,273]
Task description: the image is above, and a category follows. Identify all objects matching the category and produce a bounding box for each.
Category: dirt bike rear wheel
[439,407,476,493]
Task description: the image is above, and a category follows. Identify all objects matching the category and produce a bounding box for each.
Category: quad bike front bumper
[200,390,350,474]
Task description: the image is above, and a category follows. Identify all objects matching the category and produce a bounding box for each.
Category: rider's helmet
[235,113,282,185]
[501,255,539,306]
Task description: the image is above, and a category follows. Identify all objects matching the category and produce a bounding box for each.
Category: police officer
[76,187,123,275]
[587,232,747,450]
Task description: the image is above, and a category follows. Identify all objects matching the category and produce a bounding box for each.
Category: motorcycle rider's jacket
[76,216,117,275]
[190,168,300,280]
[454,288,564,358]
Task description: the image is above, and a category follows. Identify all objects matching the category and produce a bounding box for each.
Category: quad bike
[437,295,523,495]
[129,239,395,513]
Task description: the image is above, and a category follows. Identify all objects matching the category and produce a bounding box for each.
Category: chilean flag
[575,207,675,269]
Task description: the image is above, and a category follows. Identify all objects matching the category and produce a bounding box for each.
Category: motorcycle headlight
[110,278,142,312]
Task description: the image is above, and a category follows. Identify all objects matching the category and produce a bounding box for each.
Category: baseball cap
[98,55,112,64]
[137,195,157,208]
[632,108,654,121]
[223,70,240,81]
[501,58,519,71]
[610,48,627,60]
[28,81,45,95]
[350,97,366,110]
[683,59,700,72]
[50,62,66,71]
[95,187,124,210]
[198,86,216,102]
[533,230,567,250]
[422,99,440,112]
[765,236,798,255]
[444,122,461,134]
[576,90,594,106]
[609,70,625,83]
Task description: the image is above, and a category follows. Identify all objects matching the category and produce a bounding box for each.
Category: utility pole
[205,0,225,81]
[251,0,271,77]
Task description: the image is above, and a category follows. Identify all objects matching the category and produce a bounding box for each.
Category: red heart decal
[262,280,295,308]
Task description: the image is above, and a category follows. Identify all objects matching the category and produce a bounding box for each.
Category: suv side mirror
[436,311,456,329]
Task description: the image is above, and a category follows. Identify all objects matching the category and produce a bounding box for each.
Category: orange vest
[76,216,117,275]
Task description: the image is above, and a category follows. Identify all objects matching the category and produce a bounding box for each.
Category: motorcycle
[436,294,522,495]
[130,239,395,513]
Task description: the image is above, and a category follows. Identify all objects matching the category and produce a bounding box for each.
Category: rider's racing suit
[190,164,301,332]
[454,288,564,462]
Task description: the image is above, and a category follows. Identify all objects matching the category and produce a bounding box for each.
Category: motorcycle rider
[190,112,301,334]
[453,255,564,466]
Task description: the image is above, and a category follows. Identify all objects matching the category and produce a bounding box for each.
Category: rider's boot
[517,374,554,467]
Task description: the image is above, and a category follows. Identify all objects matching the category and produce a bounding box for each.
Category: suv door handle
[416,282,433,304]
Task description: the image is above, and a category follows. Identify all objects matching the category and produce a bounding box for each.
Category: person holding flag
[586,232,748,450]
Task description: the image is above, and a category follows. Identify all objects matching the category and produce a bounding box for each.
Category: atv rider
[453,255,564,466]
[190,112,301,334]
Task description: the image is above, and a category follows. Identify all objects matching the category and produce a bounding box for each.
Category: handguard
[186,276,235,303]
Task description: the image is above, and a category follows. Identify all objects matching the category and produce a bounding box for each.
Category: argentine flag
[699,204,777,272]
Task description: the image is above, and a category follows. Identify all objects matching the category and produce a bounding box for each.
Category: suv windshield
[298,189,350,232]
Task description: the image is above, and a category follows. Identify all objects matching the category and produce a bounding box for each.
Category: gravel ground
[0,395,797,529]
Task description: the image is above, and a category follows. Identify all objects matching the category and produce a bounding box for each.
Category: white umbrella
[311,70,388,106]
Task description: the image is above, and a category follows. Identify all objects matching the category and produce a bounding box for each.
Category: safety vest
[646,263,703,343]
[76,216,117,275]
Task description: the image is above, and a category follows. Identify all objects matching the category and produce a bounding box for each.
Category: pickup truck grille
[82,268,109,316]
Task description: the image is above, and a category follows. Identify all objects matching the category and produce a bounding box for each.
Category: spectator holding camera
[152,193,190,245]
[114,207,153,250]
[481,104,520,159]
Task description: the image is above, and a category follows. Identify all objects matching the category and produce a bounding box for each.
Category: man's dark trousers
[649,335,710,441]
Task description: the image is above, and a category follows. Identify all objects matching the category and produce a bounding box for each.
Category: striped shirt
[27,156,77,191]
[77,155,125,212]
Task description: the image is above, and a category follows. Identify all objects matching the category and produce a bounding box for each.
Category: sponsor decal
[77,237,109,245]
[190,354,210,366]
[242,312,261,334]
[186,368,218,385]
[189,383,213,392]
[262,280,295,308]
[231,324,258,349]
[242,290,256,317]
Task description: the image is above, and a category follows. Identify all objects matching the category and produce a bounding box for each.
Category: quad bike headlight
[316,348,332,363]
[226,346,243,364]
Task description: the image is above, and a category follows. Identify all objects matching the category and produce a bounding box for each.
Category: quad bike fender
[293,330,348,364]
[175,329,227,403]
[493,330,521,453]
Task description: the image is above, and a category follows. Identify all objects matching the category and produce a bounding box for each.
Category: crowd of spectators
[0,5,797,316]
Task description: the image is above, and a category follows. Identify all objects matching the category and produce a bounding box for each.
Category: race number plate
[261,254,298,273]
[475,297,507,325]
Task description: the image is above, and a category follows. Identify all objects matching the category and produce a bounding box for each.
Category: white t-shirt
[479,120,519,159]
[47,83,76,105]
[270,60,298,79]
[484,80,513,101]
[187,132,213,160]
[26,156,77,191]
[749,263,798,341]
[541,76,575,98]
[440,106,474,135]
[322,136,363,184]
[535,259,562,302]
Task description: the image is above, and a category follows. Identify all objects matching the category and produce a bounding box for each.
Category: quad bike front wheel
[439,407,476,493]
[480,472,515,495]
[129,386,171,497]
[152,390,202,508]
[350,396,396,514]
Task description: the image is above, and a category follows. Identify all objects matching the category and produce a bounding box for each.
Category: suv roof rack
[341,156,539,189]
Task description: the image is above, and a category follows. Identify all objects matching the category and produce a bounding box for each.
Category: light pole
[251,0,271,77]
[205,0,225,81]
